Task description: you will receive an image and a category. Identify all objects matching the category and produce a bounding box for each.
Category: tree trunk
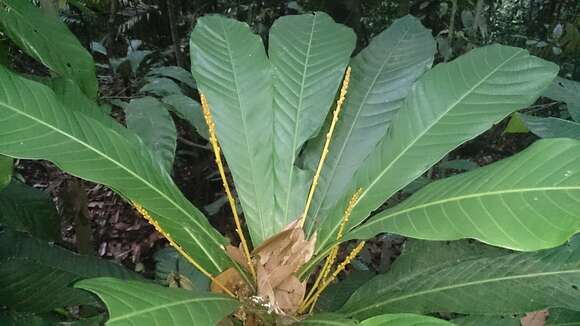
[167,0,184,67]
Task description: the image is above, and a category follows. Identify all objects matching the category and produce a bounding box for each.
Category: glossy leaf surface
[190,15,275,244]
[0,65,231,274]
[318,45,558,251]
[348,139,580,251]
[269,11,355,225]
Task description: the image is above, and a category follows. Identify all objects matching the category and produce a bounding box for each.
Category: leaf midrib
[219,19,268,242]
[108,296,234,322]
[307,28,410,237]
[355,185,580,232]
[281,13,318,223]
[0,101,225,272]
[354,48,523,215]
[347,268,580,316]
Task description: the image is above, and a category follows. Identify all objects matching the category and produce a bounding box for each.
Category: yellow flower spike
[300,241,366,314]
[200,94,257,282]
[300,188,362,310]
[299,66,352,229]
[132,203,236,298]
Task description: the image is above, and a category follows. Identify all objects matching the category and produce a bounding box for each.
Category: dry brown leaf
[521,309,549,326]
[253,219,316,315]
[211,267,252,298]
[274,276,305,315]
[226,244,250,270]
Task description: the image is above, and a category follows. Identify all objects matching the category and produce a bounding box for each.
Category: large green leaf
[450,315,520,326]
[546,308,580,325]
[46,77,122,131]
[0,0,97,98]
[269,12,355,225]
[451,309,580,326]
[543,77,580,122]
[316,45,558,252]
[0,180,60,241]
[301,16,436,236]
[190,15,275,245]
[140,78,183,97]
[518,113,580,139]
[316,270,375,312]
[360,314,455,326]
[125,97,177,171]
[147,66,197,90]
[347,138,580,251]
[340,237,580,320]
[0,65,231,274]
[76,278,239,326]
[0,229,140,312]
[161,94,209,140]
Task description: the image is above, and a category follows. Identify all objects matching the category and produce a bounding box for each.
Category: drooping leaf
[0,0,97,98]
[340,237,580,320]
[147,66,197,90]
[140,78,183,97]
[0,180,59,241]
[518,113,580,139]
[269,11,355,225]
[347,139,580,251]
[0,229,141,312]
[360,314,456,326]
[76,277,239,326]
[317,45,559,252]
[154,247,210,292]
[0,65,231,274]
[0,154,12,190]
[301,15,436,236]
[46,77,121,131]
[295,313,357,325]
[125,97,177,171]
[161,94,209,140]
[190,15,275,245]
[543,77,580,122]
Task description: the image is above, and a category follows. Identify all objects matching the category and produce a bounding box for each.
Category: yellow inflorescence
[299,66,352,229]
[132,202,235,297]
[300,241,366,313]
[200,94,257,282]
[300,188,362,312]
